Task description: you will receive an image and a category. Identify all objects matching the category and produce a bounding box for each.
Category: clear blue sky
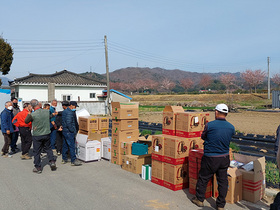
[1,0,280,79]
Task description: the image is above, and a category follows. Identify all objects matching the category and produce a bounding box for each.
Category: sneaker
[33,167,42,174]
[52,149,57,156]
[217,207,224,210]
[191,197,204,207]
[9,151,16,155]
[24,154,32,159]
[2,153,8,158]
[50,161,57,171]
[71,159,82,166]
[57,151,61,156]
[21,155,26,160]
[61,159,67,164]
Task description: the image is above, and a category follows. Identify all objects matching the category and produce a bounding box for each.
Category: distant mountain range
[82,67,240,84]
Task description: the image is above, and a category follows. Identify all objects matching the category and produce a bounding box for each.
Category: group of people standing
[1,98,82,174]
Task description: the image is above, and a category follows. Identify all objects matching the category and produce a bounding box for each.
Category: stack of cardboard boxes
[151,106,208,191]
[111,102,139,165]
[78,116,110,138]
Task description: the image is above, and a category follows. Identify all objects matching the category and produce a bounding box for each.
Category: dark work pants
[10,131,19,151]
[32,134,55,168]
[196,155,230,208]
[62,131,76,163]
[2,133,12,154]
[19,127,32,155]
[56,131,63,153]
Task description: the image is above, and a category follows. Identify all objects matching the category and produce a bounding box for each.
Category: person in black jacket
[55,101,69,155]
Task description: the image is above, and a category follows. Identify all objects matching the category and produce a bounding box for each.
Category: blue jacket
[62,107,76,133]
[202,118,235,156]
[1,108,14,134]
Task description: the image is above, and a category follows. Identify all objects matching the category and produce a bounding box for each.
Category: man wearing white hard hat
[192,104,235,210]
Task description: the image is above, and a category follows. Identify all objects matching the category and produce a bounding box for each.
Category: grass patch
[230,142,240,152]
[266,161,280,186]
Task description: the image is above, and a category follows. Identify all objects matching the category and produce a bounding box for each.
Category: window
[62,95,71,101]
[90,93,96,98]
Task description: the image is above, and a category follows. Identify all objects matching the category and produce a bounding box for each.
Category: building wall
[111,92,131,102]
[16,85,105,102]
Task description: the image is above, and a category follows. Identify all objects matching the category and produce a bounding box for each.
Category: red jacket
[12,109,32,129]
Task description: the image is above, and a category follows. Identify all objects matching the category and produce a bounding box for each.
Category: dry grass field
[132,94,280,136]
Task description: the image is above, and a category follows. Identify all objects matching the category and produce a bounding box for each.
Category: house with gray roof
[10,70,107,102]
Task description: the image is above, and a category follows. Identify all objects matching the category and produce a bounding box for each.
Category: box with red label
[163,136,198,165]
[162,106,184,136]
[213,167,242,204]
[152,134,168,160]
[163,162,189,191]
[189,177,212,198]
[234,153,265,203]
[151,159,164,186]
[193,138,204,150]
[175,112,209,138]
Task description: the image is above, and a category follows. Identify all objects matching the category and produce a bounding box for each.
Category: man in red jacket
[12,103,33,160]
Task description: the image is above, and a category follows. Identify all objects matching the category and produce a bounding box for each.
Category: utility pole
[267,57,270,100]
[104,35,111,115]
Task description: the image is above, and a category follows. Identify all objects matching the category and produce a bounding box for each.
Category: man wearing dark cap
[191,104,235,210]
[61,101,81,166]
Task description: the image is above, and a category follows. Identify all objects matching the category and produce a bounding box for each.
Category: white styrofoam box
[141,164,151,180]
[76,108,90,122]
[76,134,101,162]
[101,137,111,160]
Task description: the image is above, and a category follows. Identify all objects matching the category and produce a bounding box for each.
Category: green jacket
[25,109,51,136]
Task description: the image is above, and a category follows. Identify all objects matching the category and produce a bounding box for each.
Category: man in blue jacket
[61,101,82,166]
[1,101,14,157]
[192,104,235,210]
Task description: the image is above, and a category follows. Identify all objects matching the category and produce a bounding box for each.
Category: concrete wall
[16,85,106,102]
[111,92,131,102]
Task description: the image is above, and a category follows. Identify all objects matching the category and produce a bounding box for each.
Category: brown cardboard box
[193,138,204,149]
[79,116,99,131]
[163,136,200,165]
[129,155,151,174]
[111,155,121,165]
[163,162,189,191]
[151,159,164,183]
[111,129,139,146]
[121,155,132,171]
[213,167,242,204]
[79,130,108,140]
[175,112,209,138]
[120,141,135,155]
[152,135,167,160]
[234,153,265,203]
[111,102,139,120]
[98,117,110,130]
[112,119,138,132]
[162,106,184,136]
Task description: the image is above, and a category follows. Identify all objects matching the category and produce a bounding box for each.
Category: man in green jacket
[25,99,57,174]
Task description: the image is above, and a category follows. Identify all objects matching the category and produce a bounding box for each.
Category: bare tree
[272,74,280,90]
[161,78,175,93]
[220,74,236,94]
[241,69,266,93]
[180,78,194,93]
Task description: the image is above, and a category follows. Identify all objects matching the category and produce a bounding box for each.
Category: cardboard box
[101,137,111,160]
[98,117,110,130]
[152,135,167,159]
[213,167,242,204]
[175,112,209,138]
[163,162,189,191]
[111,155,121,165]
[111,129,139,146]
[76,134,101,162]
[142,164,152,180]
[112,119,138,132]
[123,155,151,174]
[151,159,164,183]
[189,177,212,198]
[78,116,99,131]
[234,153,265,203]
[80,130,109,140]
[111,102,139,120]
[163,136,199,165]
[120,141,135,155]
[193,138,204,150]
[121,155,131,171]
[162,106,184,136]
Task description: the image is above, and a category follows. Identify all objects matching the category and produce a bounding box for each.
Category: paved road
[0,134,269,210]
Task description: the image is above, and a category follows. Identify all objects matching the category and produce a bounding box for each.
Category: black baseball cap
[62,101,69,106]
[69,101,79,107]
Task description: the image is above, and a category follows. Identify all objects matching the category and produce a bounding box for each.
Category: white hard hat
[215,104,228,113]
